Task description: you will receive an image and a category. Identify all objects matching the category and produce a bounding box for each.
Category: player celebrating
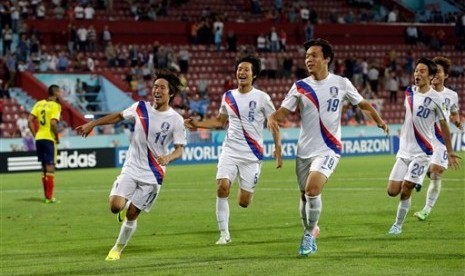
[76,70,186,261]
[28,84,62,204]
[268,38,389,256]
[386,58,460,235]
[413,56,463,221]
[184,55,282,245]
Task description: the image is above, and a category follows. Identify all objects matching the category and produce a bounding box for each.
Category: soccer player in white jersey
[267,38,389,256]
[386,58,460,235]
[184,56,282,245]
[76,70,186,261]
[413,56,463,221]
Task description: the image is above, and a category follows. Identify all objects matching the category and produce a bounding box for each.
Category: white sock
[299,198,308,231]
[304,194,322,235]
[216,197,230,237]
[394,198,411,227]
[425,179,441,212]
[115,219,137,252]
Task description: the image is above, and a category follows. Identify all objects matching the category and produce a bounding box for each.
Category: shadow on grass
[18,197,44,202]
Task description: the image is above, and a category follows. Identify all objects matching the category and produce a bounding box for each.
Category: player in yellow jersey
[28,84,62,203]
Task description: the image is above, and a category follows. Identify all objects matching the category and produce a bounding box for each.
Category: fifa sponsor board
[115,136,391,166]
[0,148,115,173]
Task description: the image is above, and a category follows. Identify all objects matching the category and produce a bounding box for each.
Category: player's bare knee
[387,189,399,197]
[110,205,121,214]
[304,187,320,197]
[126,208,140,221]
[239,200,250,208]
[430,172,442,180]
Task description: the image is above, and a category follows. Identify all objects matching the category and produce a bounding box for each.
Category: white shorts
[110,172,161,212]
[216,155,262,193]
[296,154,340,191]
[389,156,431,186]
[431,143,448,169]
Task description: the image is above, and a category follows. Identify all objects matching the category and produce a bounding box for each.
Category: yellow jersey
[30,99,61,141]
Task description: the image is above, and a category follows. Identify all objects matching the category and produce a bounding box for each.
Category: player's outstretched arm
[450,112,463,131]
[76,112,124,137]
[268,107,289,169]
[357,100,389,135]
[439,119,461,169]
[156,144,184,166]
[184,113,228,130]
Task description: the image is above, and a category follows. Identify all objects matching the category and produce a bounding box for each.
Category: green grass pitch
[1,154,464,275]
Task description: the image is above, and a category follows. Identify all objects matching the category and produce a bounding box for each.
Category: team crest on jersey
[329,86,338,98]
[444,98,450,109]
[161,122,170,133]
[423,97,432,107]
[249,101,257,109]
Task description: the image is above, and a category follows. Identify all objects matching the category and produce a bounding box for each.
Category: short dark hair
[235,55,262,81]
[416,57,437,77]
[304,38,334,66]
[153,69,181,97]
[48,84,59,96]
[432,56,451,75]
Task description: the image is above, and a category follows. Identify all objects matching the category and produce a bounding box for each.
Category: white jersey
[281,73,363,158]
[219,88,275,161]
[397,86,446,158]
[432,86,459,148]
[121,101,187,184]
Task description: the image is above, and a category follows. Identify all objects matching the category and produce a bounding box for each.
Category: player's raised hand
[274,144,282,169]
[453,120,463,131]
[378,122,390,136]
[75,122,95,137]
[267,116,280,134]
[448,152,462,170]
[184,117,197,129]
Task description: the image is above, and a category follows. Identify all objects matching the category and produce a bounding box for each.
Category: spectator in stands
[101,25,112,50]
[76,70,186,262]
[282,52,293,78]
[57,51,70,71]
[299,4,309,22]
[87,56,95,72]
[105,41,117,67]
[303,21,314,43]
[87,25,97,52]
[387,8,397,22]
[256,33,267,52]
[213,15,224,36]
[197,74,209,98]
[269,27,279,52]
[10,4,19,33]
[386,70,399,103]
[251,0,262,14]
[75,78,86,104]
[279,28,287,51]
[214,26,222,52]
[16,111,28,137]
[227,31,237,52]
[36,2,46,19]
[0,98,3,124]
[16,34,30,63]
[74,4,84,20]
[266,53,278,79]
[53,3,65,19]
[405,23,419,45]
[2,24,13,55]
[77,25,88,52]
[84,3,95,20]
